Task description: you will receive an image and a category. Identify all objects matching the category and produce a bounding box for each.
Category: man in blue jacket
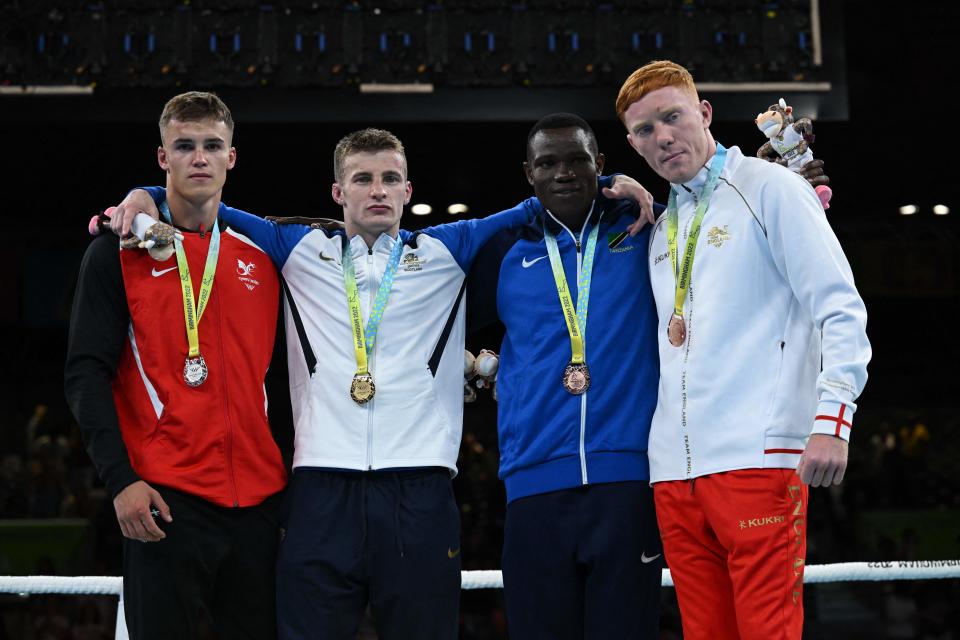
[468,113,664,639]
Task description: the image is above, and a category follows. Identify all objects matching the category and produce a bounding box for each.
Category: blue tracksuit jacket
[469,191,664,502]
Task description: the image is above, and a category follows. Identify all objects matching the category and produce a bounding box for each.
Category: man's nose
[555,162,576,180]
[656,126,674,148]
[192,148,208,165]
[370,178,388,197]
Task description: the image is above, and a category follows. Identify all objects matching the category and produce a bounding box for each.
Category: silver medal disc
[183,355,208,387]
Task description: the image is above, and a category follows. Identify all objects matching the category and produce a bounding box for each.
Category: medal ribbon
[544,214,601,366]
[160,201,220,359]
[666,144,727,319]
[341,234,405,376]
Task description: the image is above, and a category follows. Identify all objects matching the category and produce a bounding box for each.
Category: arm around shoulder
[423,198,540,271]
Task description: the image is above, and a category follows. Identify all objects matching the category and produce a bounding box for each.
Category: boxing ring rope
[3,562,959,595]
[3,563,958,640]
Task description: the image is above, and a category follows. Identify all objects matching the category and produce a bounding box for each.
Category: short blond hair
[615,60,700,122]
[333,128,407,183]
[158,91,234,141]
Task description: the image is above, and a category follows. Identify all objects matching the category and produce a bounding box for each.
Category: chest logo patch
[707,225,731,248]
[607,231,635,254]
[237,259,260,291]
[401,253,425,272]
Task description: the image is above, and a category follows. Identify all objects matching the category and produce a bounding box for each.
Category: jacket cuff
[810,401,853,441]
[105,469,142,501]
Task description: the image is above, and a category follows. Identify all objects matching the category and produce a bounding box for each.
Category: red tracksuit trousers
[653,468,808,640]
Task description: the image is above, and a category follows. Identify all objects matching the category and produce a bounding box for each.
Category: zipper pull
[199,223,206,239]
[575,240,581,253]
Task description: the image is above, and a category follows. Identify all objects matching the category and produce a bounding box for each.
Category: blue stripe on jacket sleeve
[137,186,311,269]
[420,198,540,272]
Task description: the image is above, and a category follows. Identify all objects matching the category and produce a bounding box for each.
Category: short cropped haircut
[158,91,234,141]
[615,60,700,122]
[526,113,598,160]
[333,128,407,183]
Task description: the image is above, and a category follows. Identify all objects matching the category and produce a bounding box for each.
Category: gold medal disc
[667,314,686,347]
[350,373,376,404]
[562,362,591,395]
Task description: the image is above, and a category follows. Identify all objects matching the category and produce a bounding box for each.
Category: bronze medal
[183,355,208,387]
[667,314,686,347]
[350,373,376,404]
[562,362,591,395]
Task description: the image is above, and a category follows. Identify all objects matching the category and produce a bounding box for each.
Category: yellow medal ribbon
[341,234,405,403]
[544,213,601,366]
[163,202,221,360]
[666,144,727,319]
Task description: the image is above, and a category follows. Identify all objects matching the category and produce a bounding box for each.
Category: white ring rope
[2,561,958,595]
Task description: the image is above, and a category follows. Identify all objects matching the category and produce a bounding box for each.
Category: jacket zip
[365,244,377,470]
[678,194,697,479]
[548,206,601,485]
[211,243,240,507]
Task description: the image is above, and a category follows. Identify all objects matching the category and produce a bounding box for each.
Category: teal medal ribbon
[341,234,405,404]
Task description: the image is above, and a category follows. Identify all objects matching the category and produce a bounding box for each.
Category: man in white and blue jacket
[468,113,665,640]
[110,128,542,640]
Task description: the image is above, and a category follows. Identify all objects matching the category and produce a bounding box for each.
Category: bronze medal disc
[350,373,376,404]
[562,362,591,395]
[667,314,686,347]
[183,355,208,387]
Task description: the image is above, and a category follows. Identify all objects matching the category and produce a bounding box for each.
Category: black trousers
[276,467,461,640]
[502,481,663,640]
[121,486,283,640]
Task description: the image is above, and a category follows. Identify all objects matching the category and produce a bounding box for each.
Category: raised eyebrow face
[632,104,685,134]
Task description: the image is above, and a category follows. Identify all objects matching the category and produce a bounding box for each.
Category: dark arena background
[1,1,958,638]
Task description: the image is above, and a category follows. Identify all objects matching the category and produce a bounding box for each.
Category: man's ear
[227,147,237,170]
[523,161,534,186]
[595,152,606,176]
[404,181,413,205]
[331,183,344,205]
[158,146,169,172]
[700,99,714,129]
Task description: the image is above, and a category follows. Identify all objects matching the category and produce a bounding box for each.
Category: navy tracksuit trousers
[276,467,461,640]
[502,481,662,639]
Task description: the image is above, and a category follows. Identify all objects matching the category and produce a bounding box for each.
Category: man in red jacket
[65,91,287,640]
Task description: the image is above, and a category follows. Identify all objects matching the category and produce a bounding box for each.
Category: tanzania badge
[562,362,591,395]
[350,373,376,404]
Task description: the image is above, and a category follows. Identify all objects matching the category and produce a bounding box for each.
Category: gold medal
[667,314,686,347]
[562,362,591,395]
[350,373,376,404]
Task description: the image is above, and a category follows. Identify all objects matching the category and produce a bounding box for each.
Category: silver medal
[183,355,208,387]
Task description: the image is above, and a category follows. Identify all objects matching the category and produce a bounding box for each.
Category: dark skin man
[524,125,656,235]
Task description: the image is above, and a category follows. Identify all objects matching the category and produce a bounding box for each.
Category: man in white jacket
[608,60,871,640]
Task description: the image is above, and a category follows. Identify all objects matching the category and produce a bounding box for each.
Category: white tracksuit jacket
[647,145,871,483]
[138,187,538,475]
